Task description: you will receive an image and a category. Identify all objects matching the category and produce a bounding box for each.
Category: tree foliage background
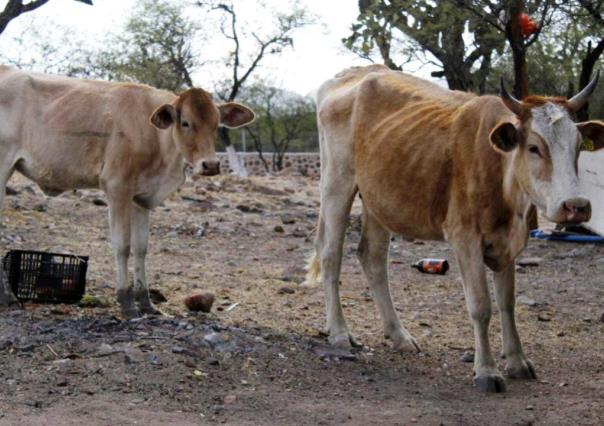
[346,0,604,119]
[0,0,603,170]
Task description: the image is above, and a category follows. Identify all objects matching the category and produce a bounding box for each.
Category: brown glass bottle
[411,259,449,275]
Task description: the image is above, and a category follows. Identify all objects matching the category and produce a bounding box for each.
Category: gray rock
[96,343,120,357]
[280,214,297,225]
[516,295,538,307]
[92,198,108,206]
[460,351,474,363]
[33,203,47,212]
[517,257,542,267]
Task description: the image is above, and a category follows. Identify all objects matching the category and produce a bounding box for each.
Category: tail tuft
[303,252,321,287]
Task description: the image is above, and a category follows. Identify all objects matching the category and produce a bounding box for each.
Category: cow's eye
[181,121,190,128]
[528,145,541,156]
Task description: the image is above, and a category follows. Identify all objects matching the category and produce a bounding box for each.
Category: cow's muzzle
[200,160,220,176]
[560,197,591,224]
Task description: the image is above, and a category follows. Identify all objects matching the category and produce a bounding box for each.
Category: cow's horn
[500,78,524,116]
[567,70,600,112]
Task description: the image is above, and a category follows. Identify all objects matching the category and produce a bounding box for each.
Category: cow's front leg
[454,240,505,393]
[132,205,160,315]
[318,175,358,348]
[493,263,536,380]
[107,194,138,318]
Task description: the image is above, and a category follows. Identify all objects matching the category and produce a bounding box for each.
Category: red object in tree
[519,13,538,37]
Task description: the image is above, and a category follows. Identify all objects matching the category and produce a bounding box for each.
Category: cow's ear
[577,121,604,151]
[150,104,176,129]
[489,121,520,153]
[218,102,255,128]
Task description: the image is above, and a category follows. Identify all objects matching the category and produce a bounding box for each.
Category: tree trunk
[507,1,528,99]
[220,127,248,178]
[577,38,604,121]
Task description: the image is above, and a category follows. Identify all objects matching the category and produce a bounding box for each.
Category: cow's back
[318,66,478,240]
[0,66,173,192]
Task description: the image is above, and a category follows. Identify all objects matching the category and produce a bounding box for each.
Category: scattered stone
[124,350,145,364]
[33,203,47,212]
[526,405,534,411]
[149,288,167,304]
[236,204,262,214]
[517,257,542,267]
[18,344,35,352]
[600,312,604,324]
[555,247,593,259]
[278,286,295,295]
[516,295,538,307]
[171,346,186,354]
[273,225,285,233]
[291,228,307,238]
[184,292,215,313]
[208,358,220,366]
[79,294,109,308]
[460,351,474,363]
[204,332,227,348]
[280,214,296,225]
[96,343,120,357]
[92,198,108,206]
[224,394,237,405]
[537,313,552,322]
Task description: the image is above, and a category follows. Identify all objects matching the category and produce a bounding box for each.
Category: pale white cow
[0,66,254,317]
[306,65,604,392]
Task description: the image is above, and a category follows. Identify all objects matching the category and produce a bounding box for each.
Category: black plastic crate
[2,250,88,303]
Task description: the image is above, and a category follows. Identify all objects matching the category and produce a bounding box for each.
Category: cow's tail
[303,251,321,287]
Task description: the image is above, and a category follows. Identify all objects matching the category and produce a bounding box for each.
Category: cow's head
[489,73,604,224]
[149,88,255,176]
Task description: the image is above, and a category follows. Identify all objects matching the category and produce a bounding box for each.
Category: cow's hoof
[506,359,537,380]
[0,293,19,307]
[391,331,421,353]
[121,306,141,320]
[329,333,360,349]
[139,303,162,316]
[474,375,507,393]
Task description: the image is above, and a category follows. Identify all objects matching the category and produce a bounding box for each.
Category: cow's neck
[502,153,533,222]
[136,129,188,209]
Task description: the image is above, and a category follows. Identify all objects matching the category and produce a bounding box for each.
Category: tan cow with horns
[0,66,255,317]
[306,65,604,393]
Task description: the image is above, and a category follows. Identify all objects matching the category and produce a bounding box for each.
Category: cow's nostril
[202,162,209,171]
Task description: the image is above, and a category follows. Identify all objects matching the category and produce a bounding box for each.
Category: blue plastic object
[529,229,604,243]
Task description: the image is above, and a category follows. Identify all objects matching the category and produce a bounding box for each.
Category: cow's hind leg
[107,192,138,318]
[318,174,358,348]
[0,151,18,306]
[132,205,161,315]
[357,208,419,353]
[493,263,536,379]
[453,239,505,393]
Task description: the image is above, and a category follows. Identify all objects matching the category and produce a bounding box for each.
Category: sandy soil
[0,172,602,425]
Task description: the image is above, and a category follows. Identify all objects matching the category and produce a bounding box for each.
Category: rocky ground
[0,172,602,425]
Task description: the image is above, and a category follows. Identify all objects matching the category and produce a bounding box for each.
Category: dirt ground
[0,171,602,426]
